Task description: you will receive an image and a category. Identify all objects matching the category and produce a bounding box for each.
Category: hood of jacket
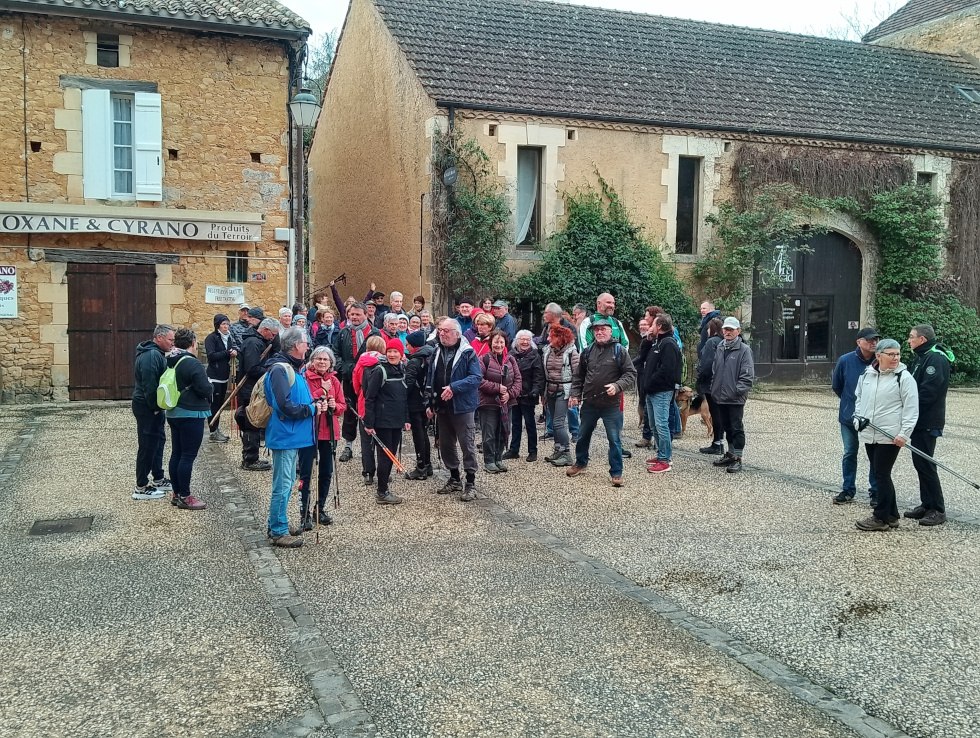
[355,351,382,371]
[136,339,164,356]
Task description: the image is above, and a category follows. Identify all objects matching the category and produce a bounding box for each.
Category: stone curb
[477,497,913,738]
[0,414,45,494]
[204,444,377,738]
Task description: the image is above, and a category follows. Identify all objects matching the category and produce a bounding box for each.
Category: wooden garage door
[67,263,157,400]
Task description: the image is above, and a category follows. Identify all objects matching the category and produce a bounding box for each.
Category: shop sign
[0,214,260,241]
[0,266,17,318]
[205,285,246,304]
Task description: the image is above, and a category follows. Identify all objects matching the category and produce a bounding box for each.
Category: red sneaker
[647,461,672,474]
[172,495,206,510]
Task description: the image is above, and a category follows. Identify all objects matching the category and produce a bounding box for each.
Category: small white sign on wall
[848,321,859,329]
[205,285,246,304]
[0,266,17,318]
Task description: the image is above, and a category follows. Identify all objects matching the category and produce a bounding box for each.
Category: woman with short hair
[504,330,544,462]
[165,328,212,510]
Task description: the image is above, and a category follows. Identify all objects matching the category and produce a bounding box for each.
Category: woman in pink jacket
[478,330,522,474]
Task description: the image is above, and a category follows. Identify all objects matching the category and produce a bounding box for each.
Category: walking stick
[853,416,980,489]
[351,408,407,473]
[212,343,273,429]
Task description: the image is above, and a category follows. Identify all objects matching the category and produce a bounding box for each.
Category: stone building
[310,0,980,381]
[0,0,310,401]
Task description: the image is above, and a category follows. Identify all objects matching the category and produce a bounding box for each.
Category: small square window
[488,124,497,137]
[97,34,119,68]
[227,251,248,283]
[251,152,262,163]
[917,172,936,190]
[567,129,577,141]
[955,85,980,103]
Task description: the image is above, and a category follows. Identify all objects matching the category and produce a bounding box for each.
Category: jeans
[546,393,571,451]
[133,400,166,487]
[568,405,580,438]
[840,422,876,496]
[166,416,205,500]
[574,403,624,477]
[910,429,944,512]
[866,443,901,522]
[646,390,674,462]
[668,400,681,435]
[269,447,304,537]
[510,403,538,455]
[297,440,336,520]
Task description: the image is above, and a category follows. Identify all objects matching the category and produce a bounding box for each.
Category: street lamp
[288,87,322,306]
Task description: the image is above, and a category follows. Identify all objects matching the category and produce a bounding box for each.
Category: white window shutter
[81,89,111,199]
[134,92,163,201]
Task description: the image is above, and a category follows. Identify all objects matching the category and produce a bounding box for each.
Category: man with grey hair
[537,302,578,349]
[375,290,407,327]
[235,316,280,470]
[381,311,401,339]
[132,324,176,499]
[905,323,954,526]
[426,318,483,501]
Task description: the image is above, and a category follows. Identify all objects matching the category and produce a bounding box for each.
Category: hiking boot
[919,510,947,526]
[242,460,272,471]
[376,491,404,505]
[551,452,574,467]
[566,465,586,477]
[460,483,478,502]
[647,461,672,474]
[151,477,173,492]
[339,447,353,462]
[363,474,375,486]
[495,461,509,472]
[301,519,315,533]
[267,524,303,538]
[526,452,537,462]
[726,457,743,473]
[484,463,501,474]
[271,533,304,548]
[833,491,855,505]
[172,495,206,510]
[887,516,901,528]
[610,475,623,487]
[699,443,724,455]
[318,511,334,526]
[209,430,229,443]
[869,495,879,508]
[713,452,737,468]
[544,448,562,464]
[903,505,927,519]
[855,515,892,531]
[540,432,554,441]
[436,478,463,495]
[405,466,428,480]
[502,450,519,460]
[634,439,651,448]
[133,485,166,501]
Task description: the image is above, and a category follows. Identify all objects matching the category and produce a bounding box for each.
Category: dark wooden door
[67,263,157,400]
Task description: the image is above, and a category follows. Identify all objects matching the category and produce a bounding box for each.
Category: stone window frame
[660,135,725,262]
[83,31,133,67]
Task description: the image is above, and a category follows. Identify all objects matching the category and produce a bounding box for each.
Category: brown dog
[675,385,713,438]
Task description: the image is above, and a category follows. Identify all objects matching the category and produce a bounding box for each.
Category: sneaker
[610,475,623,487]
[339,447,353,462]
[436,478,463,495]
[526,453,537,462]
[376,491,404,505]
[713,452,737,468]
[919,510,947,526]
[405,467,428,480]
[151,477,173,492]
[833,491,855,505]
[496,461,509,472]
[502,450,519,460]
[484,463,501,474]
[271,533,304,548]
[699,444,724,455]
[869,496,879,508]
[363,474,375,486]
[726,458,742,473]
[460,483,478,502]
[536,414,546,425]
[209,430,229,443]
[133,485,166,500]
[242,460,272,471]
[671,433,682,441]
[318,511,334,526]
[903,505,927,519]
[172,494,206,510]
[621,449,632,458]
[566,465,586,477]
[571,435,579,443]
[647,461,672,474]
[634,439,652,448]
[887,516,901,528]
[551,452,574,467]
[540,432,554,441]
[855,515,892,531]
[301,519,315,533]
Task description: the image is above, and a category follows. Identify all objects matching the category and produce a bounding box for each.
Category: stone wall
[870,11,980,59]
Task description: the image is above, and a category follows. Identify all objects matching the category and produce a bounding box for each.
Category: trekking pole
[853,416,980,489]
[351,408,407,473]
[326,404,342,509]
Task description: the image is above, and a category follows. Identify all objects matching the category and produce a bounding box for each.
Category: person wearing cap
[362,337,411,504]
[566,317,637,487]
[579,293,630,349]
[454,297,476,335]
[831,327,880,504]
[709,317,755,473]
[229,304,251,350]
[204,314,238,443]
[235,316,280,471]
[404,330,435,480]
[490,300,517,343]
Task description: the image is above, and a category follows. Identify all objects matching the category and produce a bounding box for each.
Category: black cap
[457,296,474,306]
[856,327,880,341]
[406,330,426,348]
[247,307,264,320]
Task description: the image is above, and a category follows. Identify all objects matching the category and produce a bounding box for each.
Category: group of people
[130,279,956,548]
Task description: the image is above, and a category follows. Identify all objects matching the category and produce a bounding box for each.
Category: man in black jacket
[334,302,381,461]
[132,324,175,500]
[904,324,953,526]
[640,314,682,474]
[404,331,434,480]
[235,317,279,470]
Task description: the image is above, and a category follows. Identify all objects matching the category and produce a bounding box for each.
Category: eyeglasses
[880,351,901,358]
[437,328,456,334]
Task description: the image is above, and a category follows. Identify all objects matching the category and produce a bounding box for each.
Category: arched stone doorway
[750,231,864,382]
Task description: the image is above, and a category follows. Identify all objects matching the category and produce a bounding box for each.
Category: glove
[852,416,870,432]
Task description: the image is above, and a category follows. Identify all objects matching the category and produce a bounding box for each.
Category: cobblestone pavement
[1,389,977,737]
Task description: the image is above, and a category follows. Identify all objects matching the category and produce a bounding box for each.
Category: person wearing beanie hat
[404,330,435,480]
[205,314,238,442]
[406,330,426,350]
[362,336,411,504]
[454,297,475,335]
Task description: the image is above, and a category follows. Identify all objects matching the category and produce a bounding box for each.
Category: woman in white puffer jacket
[852,338,919,531]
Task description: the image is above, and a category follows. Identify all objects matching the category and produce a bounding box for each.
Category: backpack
[247,363,295,428]
[157,356,190,410]
[580,342,623,369]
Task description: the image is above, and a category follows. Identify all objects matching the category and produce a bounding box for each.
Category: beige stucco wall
[871,10,980,58]
[0,12,295,400]
[308,0,436,308]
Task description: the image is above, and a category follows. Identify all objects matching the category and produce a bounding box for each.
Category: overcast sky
[281,0,904,41]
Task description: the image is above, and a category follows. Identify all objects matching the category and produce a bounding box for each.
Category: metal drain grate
[28,517,94,536]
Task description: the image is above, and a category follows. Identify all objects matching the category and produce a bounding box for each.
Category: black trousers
[235,405,262,463]
[910,429,945,513]
[209,380,228,422]
[866,443,902,522]
[510,402,538,455]
[408,410,431,468]
[133,400,166,487]
[341,377,359,442]
[704,393,724,443]
[717,403,745,456]
[297,440,336,519]
[374,427,402,495]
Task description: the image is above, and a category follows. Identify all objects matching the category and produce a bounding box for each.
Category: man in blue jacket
[426,318,483,501]
[831,327,879,505]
